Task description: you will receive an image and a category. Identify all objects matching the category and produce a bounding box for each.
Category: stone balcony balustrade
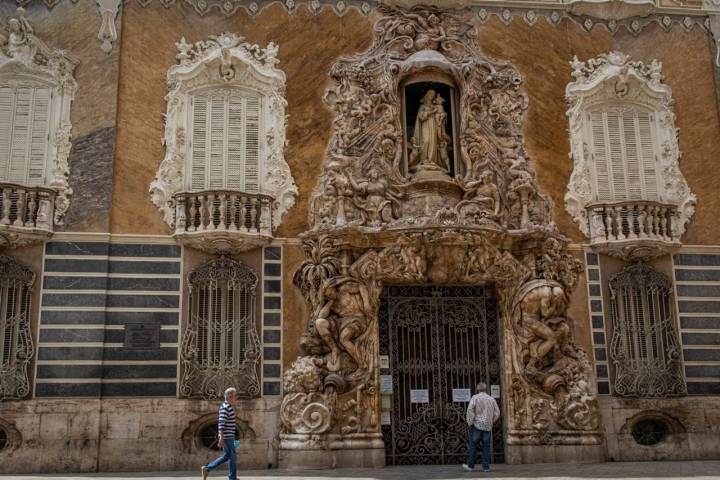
[173,190,274,253]
[0,183,57,249]
[586,200,681,260]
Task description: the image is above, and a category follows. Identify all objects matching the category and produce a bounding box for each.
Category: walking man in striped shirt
[201,387,238,480]
[462,382,500,473]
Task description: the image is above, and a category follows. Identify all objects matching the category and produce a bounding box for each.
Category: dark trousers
[466,426,492,470]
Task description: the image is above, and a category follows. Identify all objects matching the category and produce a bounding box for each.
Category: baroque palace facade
[0,0,719,473]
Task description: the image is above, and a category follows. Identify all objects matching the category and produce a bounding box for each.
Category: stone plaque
[410,389,429,403]
[452,388,471,402]
[124,324,160,349]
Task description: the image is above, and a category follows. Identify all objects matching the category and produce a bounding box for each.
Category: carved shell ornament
[281,6,602,453]
[565,51,696,244]
[149,32,297,231]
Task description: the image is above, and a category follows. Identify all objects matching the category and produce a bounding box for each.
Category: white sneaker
[462,464,474,472]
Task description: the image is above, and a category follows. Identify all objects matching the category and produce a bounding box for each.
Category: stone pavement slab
[2,462,720,480]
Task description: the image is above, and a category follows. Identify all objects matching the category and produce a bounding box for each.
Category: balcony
[586,201,681,260]
[0,183,57,249]
[173,190,274,254]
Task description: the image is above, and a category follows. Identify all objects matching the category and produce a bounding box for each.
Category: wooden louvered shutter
[28,88,50,185]
[0,87,13,181]
[589,111,611,202]
[189,91,261,192]
[244,96,259,193]
[637,112,658,200]
[226,97,244,190]
[0,86,51,185]
[190,95,208,190]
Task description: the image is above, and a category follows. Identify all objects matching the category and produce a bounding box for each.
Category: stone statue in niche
[312,276,372,373]
[409,89,451,175]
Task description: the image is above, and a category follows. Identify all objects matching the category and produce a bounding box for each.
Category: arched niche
[400,66,462,178]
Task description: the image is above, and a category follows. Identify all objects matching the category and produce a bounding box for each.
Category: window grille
[179,257,261,399]
[0,255,35,401]
[0,86,52,186]
[188,90,260,193]
[588,107,659,203]
[608,263,685,397]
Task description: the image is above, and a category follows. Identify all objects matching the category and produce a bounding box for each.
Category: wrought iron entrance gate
[379,285,503,465]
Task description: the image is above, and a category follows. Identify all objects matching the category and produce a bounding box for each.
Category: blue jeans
[205,438,237,479]
[466,426,492,470]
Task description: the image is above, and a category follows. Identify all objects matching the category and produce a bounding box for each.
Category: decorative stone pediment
[281,7,602,466]
[149,32,297,236]
[565,52,696,260]
[0,8,78,232]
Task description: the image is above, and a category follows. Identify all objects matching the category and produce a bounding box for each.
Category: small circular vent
[631,418,669,446]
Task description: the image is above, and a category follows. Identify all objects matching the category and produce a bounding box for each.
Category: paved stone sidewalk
[3,462,720,480]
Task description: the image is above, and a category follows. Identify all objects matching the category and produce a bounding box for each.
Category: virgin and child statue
[408,89,452,175]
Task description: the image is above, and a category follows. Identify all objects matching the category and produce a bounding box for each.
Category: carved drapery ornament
[281,7,601,462]
[0,8,78,228]
[149,33,297,235]
[565,52,695,260]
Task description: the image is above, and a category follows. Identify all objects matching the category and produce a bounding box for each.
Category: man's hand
[217,435,223,449]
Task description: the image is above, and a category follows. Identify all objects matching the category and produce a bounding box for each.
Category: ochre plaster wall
[0,2,121,232]
[112,5,720,247]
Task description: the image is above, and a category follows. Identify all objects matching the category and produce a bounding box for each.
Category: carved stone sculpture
[281,6,602,466]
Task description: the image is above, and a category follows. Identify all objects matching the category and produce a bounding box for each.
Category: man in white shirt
[462,382,500,472]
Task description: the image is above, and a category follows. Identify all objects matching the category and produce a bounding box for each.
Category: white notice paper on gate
[452,388,471,402]
[410,389,429,403]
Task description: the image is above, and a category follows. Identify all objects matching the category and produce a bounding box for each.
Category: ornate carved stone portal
[281,7,602,466]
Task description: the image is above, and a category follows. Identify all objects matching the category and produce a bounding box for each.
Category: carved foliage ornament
[149,32,297,230]
[281,7,601,453]
[0,8,78,225]
[308,5,551,232]
[565,51,695,240]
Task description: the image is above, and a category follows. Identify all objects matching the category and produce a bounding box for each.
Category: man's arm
[466,397,475,426]
[217,405,226,446]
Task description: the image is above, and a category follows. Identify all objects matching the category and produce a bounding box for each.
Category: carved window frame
[0,11,78,225]
[608,262,686,398]
[0,255,35,401]
[150,33,297,231]
[179,257,261,399]
[565,52,695,239]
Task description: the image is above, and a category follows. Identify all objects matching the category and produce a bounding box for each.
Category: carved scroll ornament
[149,33,297,231]
[0,8,78,226]
[565,52,695,243]
[282,7,602,458]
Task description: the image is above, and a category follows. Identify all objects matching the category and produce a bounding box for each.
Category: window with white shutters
[0,86,52,186]
[587,107,659,202]
[188,90,260,193]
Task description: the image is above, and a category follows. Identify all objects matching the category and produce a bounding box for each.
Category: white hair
[476,382,487,393]
[224,387,237,401]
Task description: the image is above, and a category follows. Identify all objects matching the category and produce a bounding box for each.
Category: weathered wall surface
[111,4,720,246]
[0,2,121,232]
[0,398,279,473]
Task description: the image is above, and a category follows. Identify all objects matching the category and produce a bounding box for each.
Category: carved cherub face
[9,19,20,33]
[368,169,380,181]
[480,171,493,184]
[428,14,440,26]
[422,89,436,105]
